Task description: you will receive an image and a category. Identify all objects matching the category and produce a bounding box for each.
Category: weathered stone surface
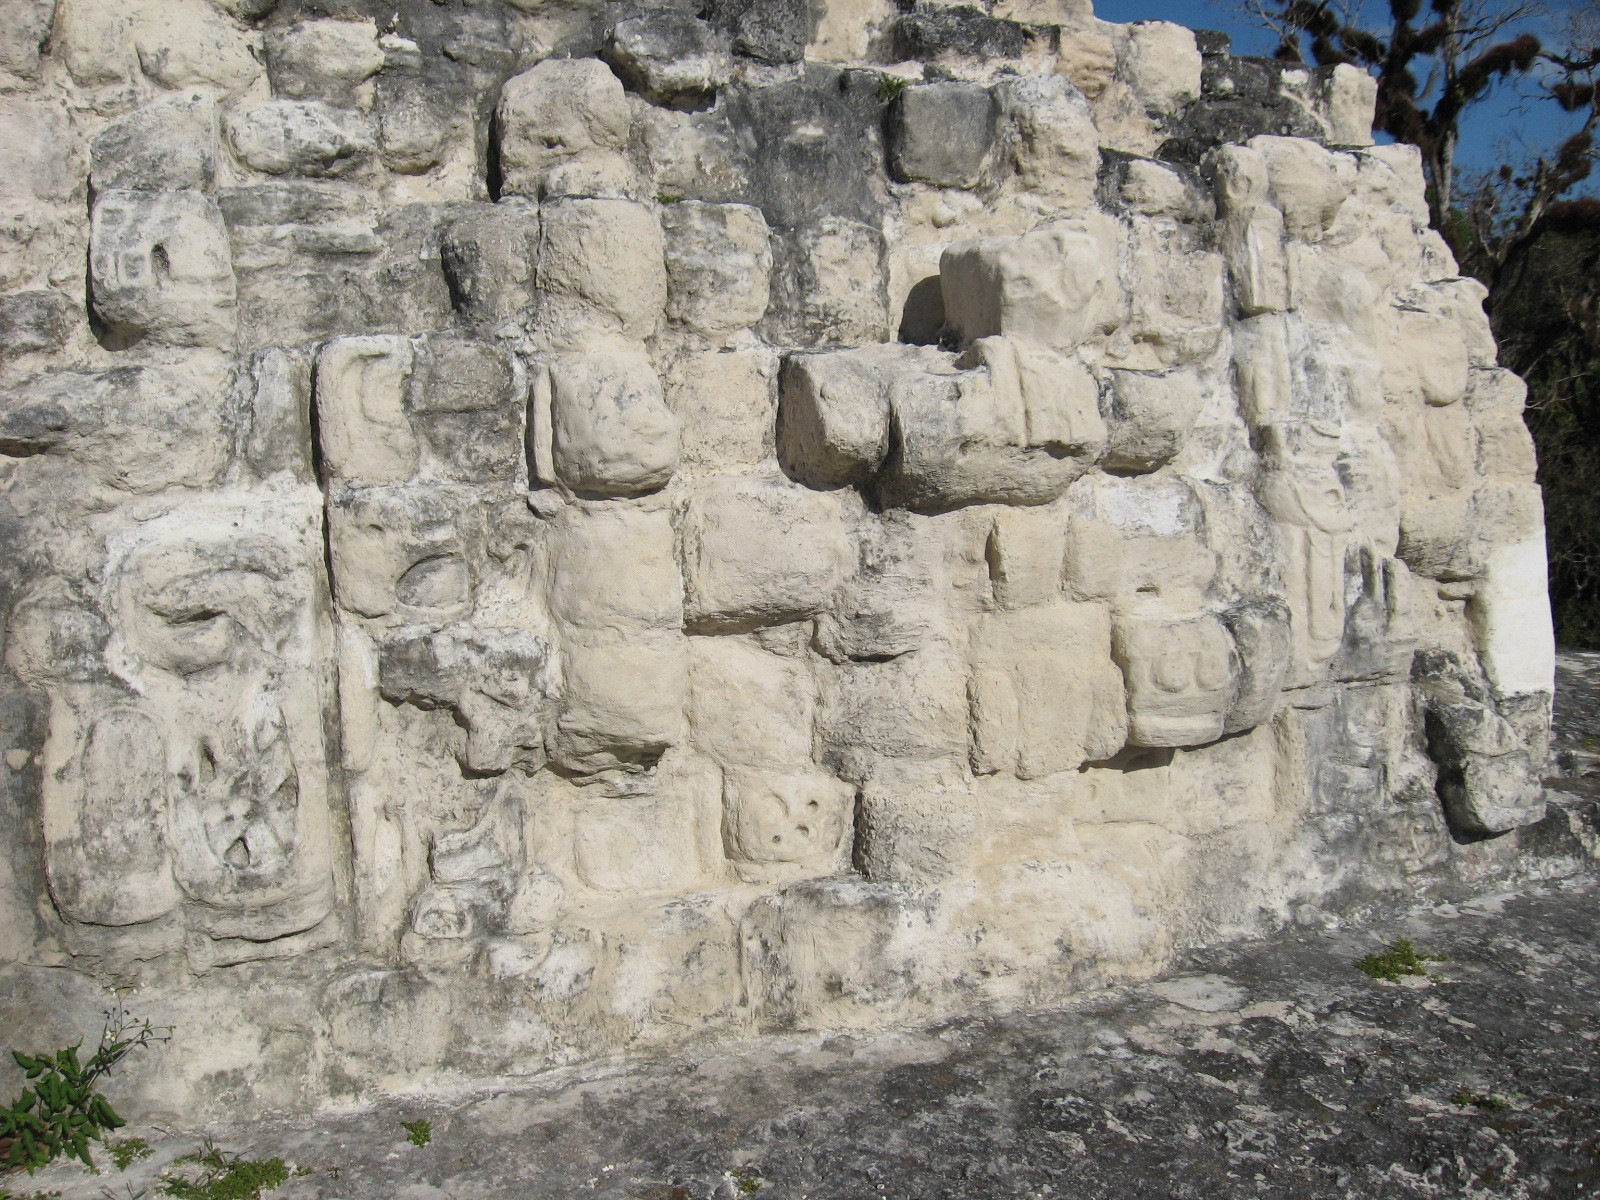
[0,0,1561,1130]
[88,191,236,347]
[888,82,997,189]
[606,13,731,108]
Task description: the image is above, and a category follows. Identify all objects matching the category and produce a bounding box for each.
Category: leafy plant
[1356,938,1446,982]
[110,1138,152,1171]
[1,1009,170,1173]
[158,1144,287,1200]
[874,73,910,102]
[1451,1088,1512,1112]
[400,1119,431,1147]
[727,1168,764,1195]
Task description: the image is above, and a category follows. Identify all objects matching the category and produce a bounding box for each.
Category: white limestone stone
[89,191,237,347]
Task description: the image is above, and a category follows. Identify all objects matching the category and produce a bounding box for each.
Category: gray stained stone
[889,81,998,188]
[605,13,731,108]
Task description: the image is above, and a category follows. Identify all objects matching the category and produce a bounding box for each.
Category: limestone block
[573,787,707,892]
[1335,545,1417,684]
[665,346,778,472]
[315,336,418,488]
[1064,474,1217,609]
[265,20,385,108]
[402,336,524,486]
[889,82,997,189]
[243,348,315,486]
[1254,136,1349,241]
[374,75,471,178]
[1119,22,1201,114]
[690,637,813,768]
[40,706,180,926]
[853,761,977,884]
[776,345,910,487]
[941,224,1114,352]
[551,628,687,774]
[1324,64,1377,147]
[547,505,682,634]
[1117,227,1225,369]
[1113,611,1235,748]
[0,291,75,358]
[91,94,219,192]
[0,0,54,78]
[1384,308,1468,407]
[1101,369,1204,473]
[1222,600,1290,734]
[662,201,772,335]
[970,601,1127,777]
[379,627,554,774]
[537,200,668,345]
[107,502,334,944]
[993,75,1099,212]
[89,191,237,348]
[1418,652,1546,836]
[227,102,376,178]
[1056,26,1118,100]
[326,486,474,621]
[533,347,679,497]
[804,0,895,59]
[1220,195,1288,318]
[681,477,849,632]
[876,345,1096,511]
[706,0,806,64]
[438,201,540,328]
[985,505,1066,611]
[606,14,731,108]
[1470,536,1555,702]
[1259,426,1354,680]
[0,367,228,495]
[817,513,946,662]
[1231,314,1291,426]
[823,642,970,768]
[1121,159,1203,221]
[722,768,853,878]
[498,59,633,200]
[765,219,891,348]
[134,0,260,93]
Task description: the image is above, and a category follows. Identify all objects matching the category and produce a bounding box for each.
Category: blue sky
[1092,0,1596,177]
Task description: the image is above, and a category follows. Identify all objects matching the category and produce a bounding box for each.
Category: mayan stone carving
[0,0,1562,1118]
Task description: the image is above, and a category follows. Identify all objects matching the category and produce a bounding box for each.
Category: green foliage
[1451,1088,1512,1111]
[874,74,909,102]
[400,1119,431,1147]
[1356,938,1446,982]
[1,1009,169,1174]
[159,1144,288,1200]
[654,192,686,205]
[110,1137,153,1171]
[728,1168,764,1194]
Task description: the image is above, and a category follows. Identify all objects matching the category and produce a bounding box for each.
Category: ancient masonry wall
[0,0,1581,1119]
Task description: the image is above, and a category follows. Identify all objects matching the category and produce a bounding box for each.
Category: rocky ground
[13,659,1600,1200]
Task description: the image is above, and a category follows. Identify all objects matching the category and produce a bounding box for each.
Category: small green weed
[400,1119,431,1147]
[159,1143,288,1200]
[875,74,910,101]
[1356,938,1446,982]
[0,1008,170,1173]
[728,1168,764,1195]
[654,192,686,205]
[110,1137,153,1171]
[1451,1088,1512,1112]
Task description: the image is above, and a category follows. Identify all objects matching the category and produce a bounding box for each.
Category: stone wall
[0,0,1574,1120]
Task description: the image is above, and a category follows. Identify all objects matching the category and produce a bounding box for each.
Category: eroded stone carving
[0,0,1561,1122]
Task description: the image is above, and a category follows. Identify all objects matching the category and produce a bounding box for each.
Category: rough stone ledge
[18,837,1599,1200]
